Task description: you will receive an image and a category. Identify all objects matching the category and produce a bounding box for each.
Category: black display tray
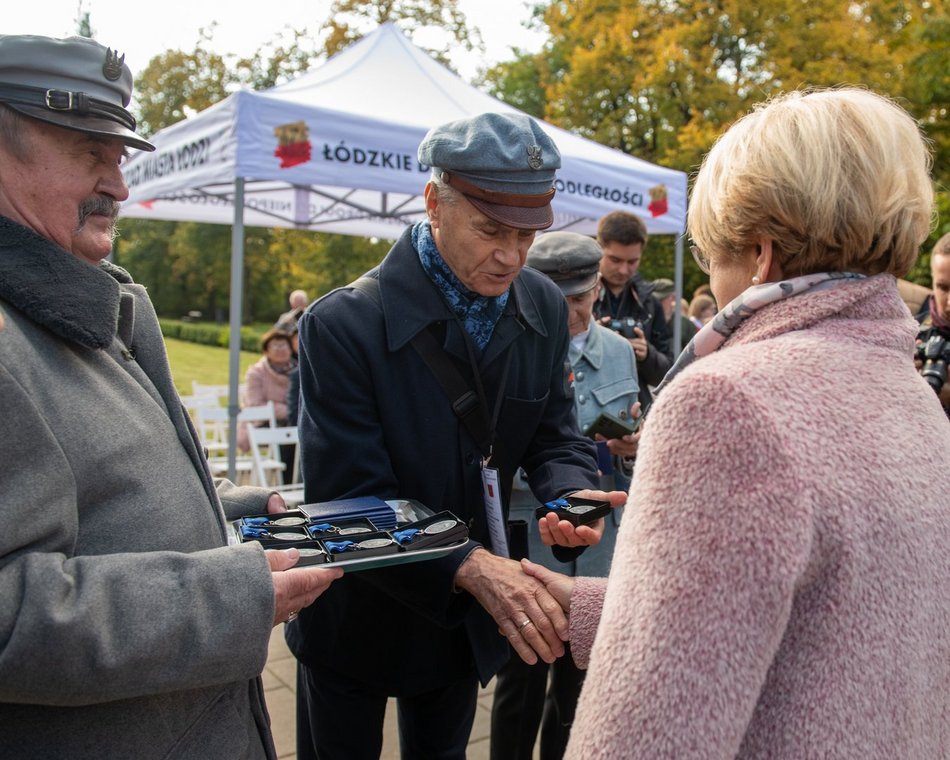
[230,504,470,570]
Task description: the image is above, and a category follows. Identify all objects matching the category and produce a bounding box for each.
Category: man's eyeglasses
[690,243,711,275]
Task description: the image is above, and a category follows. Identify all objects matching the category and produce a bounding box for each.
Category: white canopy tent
[120,23,689,477]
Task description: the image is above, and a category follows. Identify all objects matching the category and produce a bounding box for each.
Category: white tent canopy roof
[121,22,687,237]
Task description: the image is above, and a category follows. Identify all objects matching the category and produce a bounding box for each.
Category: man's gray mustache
[77,196,120,229]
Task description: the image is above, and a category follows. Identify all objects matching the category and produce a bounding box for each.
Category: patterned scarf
[412,221,509,351]
[655,271,866,396]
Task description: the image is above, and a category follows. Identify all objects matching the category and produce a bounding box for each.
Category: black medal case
[534,496,612,527]
[231,499,469,570]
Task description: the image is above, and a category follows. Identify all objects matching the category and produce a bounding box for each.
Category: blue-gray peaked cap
[527,231,603,297]
[0,34,155,152]
[418,112,561,230]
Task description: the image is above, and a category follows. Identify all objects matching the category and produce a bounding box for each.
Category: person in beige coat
[0,34,341,759]
[531,88,950,757]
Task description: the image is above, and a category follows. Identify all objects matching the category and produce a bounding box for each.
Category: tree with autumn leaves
[482,0,948,289]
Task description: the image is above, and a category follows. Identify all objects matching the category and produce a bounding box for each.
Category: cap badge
[526,144,544,171]
[102,48,125,81]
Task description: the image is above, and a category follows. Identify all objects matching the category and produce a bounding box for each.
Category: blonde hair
[688,88,934,278]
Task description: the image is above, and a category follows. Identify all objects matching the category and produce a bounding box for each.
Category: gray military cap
[418,112,560,230]
[0,34,154,151]
[652,278,675,300]
[526,231,603,296]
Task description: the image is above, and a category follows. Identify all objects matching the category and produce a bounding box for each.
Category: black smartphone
[583,411,636,440]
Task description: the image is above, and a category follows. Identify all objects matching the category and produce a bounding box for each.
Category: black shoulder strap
[349,274,381,306]
[349,274,493,455]
[409,328,493,455]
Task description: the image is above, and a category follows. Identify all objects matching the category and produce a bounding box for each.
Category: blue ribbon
[393,528,420,545]
[308,523,336,536]
[543,498,570,511]
[244,517,271,526]
[324,540,355,554]
[240,525,271,539]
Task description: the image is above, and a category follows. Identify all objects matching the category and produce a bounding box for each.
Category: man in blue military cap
[290,112,626,758]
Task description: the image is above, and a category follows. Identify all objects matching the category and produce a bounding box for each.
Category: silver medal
[273,516,307,526]
[272,532,306,540]
[566,504,596,514]
[357,538,393,549]
[297,547,325,557]
[338,526,373,535]
[423,519,457,535]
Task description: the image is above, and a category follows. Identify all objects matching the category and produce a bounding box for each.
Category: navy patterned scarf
[412,221,508,350]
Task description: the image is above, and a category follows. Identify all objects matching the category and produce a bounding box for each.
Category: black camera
[915,329,950,394]
[609,317,642,339]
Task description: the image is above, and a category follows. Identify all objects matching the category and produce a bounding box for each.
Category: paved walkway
[263,627,498,759]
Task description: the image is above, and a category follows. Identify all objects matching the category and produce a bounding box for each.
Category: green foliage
[115,218,389,324]
[322,0,480,66]
[159,319,266,352]
[482,0,948,288]
[479,52,548,118]
[134,30,232,136]
[486,0,948,190]
[75,4,94,38]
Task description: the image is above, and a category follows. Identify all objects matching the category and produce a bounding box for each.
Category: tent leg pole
[227,177,246,483]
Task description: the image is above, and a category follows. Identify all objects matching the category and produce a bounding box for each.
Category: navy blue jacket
[594,273,673,406]
[287,227,599,693]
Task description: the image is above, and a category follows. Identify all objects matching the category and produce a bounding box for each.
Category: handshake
[454,487,627,665]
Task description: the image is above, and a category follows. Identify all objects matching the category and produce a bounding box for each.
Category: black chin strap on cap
[0,81,137,131]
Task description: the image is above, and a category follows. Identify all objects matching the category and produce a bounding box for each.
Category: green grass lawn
[164,336,259,397]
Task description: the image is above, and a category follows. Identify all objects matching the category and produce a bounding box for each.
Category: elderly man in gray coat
[0,34,342,759]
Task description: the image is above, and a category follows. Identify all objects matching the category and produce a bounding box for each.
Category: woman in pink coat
[237,328,295,452]
[530,88,950,758]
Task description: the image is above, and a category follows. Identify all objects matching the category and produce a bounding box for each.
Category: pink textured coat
[566,275,950,758]
[237,357,291,451]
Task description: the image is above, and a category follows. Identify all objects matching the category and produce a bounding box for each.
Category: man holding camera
[593,210,673,406]
[916,232,950,415]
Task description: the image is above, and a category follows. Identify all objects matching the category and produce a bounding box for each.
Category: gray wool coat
[0,216,278,759]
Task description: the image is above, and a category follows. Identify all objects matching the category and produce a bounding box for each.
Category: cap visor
[10,104,155,151]
[466,195,553,231]
[555,273,600,297]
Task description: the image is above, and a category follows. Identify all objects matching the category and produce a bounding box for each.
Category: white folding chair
[191,381,229,401]
[248,425,305,506]
[199,402,282,485]
[180,392,220,422]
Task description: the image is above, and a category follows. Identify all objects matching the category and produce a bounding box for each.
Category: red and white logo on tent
[273,120,312,169]
[648,184,668,218]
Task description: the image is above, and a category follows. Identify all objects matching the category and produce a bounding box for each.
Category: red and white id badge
[480,464,509,558]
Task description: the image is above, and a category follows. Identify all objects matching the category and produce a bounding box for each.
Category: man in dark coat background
[290,112,625,759]
[593,210,674,407]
